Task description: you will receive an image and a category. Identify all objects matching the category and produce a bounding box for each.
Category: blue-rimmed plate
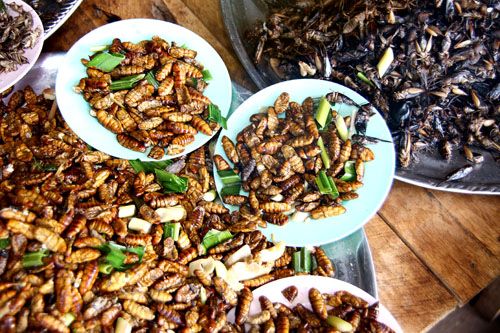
[214,79,395,246]
[55,19,231,160]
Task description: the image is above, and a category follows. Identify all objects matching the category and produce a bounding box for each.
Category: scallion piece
[86,52,125,72]
[317,137,331,169]
[104,248,126,269]
[98,263,113,274]
[202,69,213,81]
[315,171,339,199]
[90,45,109,53]
[128,159,172,173]
[221,184,241,197]
[0,0,6,13]
[293,248,312,273]
[22,249,49,268]
[315,97,331,129]
[334,113,349,141]
[163,222,181,241]
[0,238,9,249]
[326,175,340,199]
[155,169,188,193]
[61,313,76,327]
[97,242,145,270]
[356,72,374,87]
[208,104,227,130]
[110,74,145,91]
[326,316,353,332]
[218,170,241,185]
[340,161,356,182]
[201,229,233,251]
[127,246,145,262]
[145,71,160,89]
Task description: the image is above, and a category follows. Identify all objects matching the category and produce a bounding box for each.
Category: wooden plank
[431,191,500,258]
[379,181,500,304]
[365,215,457,333]
[181,0,235,53]
[161,0,256,89]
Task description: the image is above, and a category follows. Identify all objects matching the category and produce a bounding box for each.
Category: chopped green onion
[315,171,339,199]
[90,45,109,53]
[98,263,113,274]
[129,159,172,173]
[377,47,394,78]
[33,159,58,172]
[293,248,312,273]
[356,72,374,87]
[145,71,160,90]
[110,74,145,91]
[201,229,233,251]
[202,69,213,81]
[155,169,188,193]
[340,161,356,181]
[0,238,9,249]
[22,249,49,268]
[315,97,331,129]
[86,52,125,72]
[221,184,241,197]
[326,316,353,332]
[199,286,207,304]
[97,242,145,270]
[0,0,6,13]
[317,137,331,169]
[62,313,76,327]
[180,43,189,49]
[218,170,241,185]
[163,222,181,241]
[208,104,227,130]
[334,113,349,141]
[189,78,199,89]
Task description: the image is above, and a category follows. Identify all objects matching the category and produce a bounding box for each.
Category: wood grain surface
[42,0,500,331]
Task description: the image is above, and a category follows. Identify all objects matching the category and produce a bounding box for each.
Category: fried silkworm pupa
[314,247,335,277]
[117,134,147,152]
[281,285,298,303]
[309,288,327,320]
[222,135,239,164]
[310,205,346,219]
[235,287,253,325]
[223,195,247,205]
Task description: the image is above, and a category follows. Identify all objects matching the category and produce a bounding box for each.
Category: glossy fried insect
[309,288,327,320]
[310,206,346,219]
[117,134,147,152]
[222,136,239,164]
[213,277,237,306]
[314,247,335,277]
[281,285,298,303]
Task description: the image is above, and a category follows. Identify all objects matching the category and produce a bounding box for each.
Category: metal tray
[231,81,378,297]
[25,0,83,39]
[11,52,378,298]
[220,0,500,195]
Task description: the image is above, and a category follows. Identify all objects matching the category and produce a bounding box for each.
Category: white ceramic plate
[214,79,395,246]
[228,275,402,333]
[0,0,44,93]
[55,19,232,160]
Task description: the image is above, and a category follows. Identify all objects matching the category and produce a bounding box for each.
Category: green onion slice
[208,104,227,129]
[334,113,349,141]
[218,170,241,185]
[293,248,312,273]
[86,52,125,72]
[315,97,331,129]
[340,161,356,181]
[155,169,188,194]
[22,249,49,268]
[128,159,172,174]
[221,184,241,197]
[110,74,145,91]
[317,137,331,169]
[201,229,233,251]
[163,222,181,241]
[98,263,114,274]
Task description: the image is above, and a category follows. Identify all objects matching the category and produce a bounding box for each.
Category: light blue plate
[55,19,231,161]
[214,79,395,246]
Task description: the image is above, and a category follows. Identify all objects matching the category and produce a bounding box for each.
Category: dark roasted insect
[247,0,500,167]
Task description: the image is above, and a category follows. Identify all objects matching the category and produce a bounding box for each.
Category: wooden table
[45,1,500,331]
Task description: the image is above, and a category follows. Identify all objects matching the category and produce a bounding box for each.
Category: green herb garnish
[293,248,312,273]
[86,52,125,72]
[129,159,172,173]
[163,222,181,241]
[208,104,227,130]
[22,249,49,268]
[0,238,9,249]
[201,229,233,251]
[110,74,145,90]
[145,71,160,90]
[155,169,188,193]
[202,69,213,81]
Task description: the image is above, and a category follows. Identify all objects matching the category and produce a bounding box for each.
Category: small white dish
[228,275,403,333]
[0,0,44,93]
[55,19,232,160]
[214,79,395,246]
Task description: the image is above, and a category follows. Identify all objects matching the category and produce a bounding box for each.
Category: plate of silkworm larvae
[0,85,342,332]
[213,79,395,246]
[227,275,402,332]
[55,19,231,161]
